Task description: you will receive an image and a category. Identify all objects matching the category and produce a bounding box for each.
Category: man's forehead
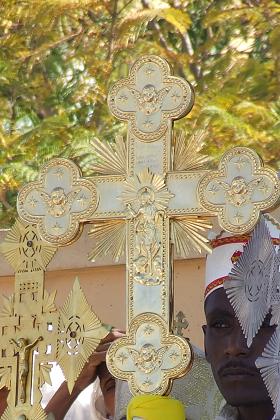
[204,288,235,316]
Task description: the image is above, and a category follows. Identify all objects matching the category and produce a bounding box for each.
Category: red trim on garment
[204,277,227,298]
[210,235,250,249]
[211,236,280,249]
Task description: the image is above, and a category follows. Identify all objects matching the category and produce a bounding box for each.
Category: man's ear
[202,324,209,362]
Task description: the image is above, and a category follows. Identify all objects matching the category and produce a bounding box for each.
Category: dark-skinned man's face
[203,287,275,408]
[97,362,116,417]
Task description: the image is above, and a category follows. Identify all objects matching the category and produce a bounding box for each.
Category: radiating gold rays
[89,220,126,262]
[173,129,210,171]
[121,168,174,210]
[89,215,211,261]
[2,403,47,420]
[0,219,57,273]
[90,135,126,175]
[57,278,108,393]
[171,216,212,257]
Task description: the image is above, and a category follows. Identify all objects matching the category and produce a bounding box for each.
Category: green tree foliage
[0,0,279,226]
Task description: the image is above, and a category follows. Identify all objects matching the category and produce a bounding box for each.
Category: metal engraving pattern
[171,216,212,256]
[224,217,275,346]
[57,278,108,392]
[107,313,192,395]
[15,55,280,397]
[17,158,98,245]
[0,219,57,272]
[270,247,280,325]
[173,129,209,171]
[108,55,194,142]
[0,222,58,419]
[256,326,280,419]
[198,147,280,234]
[0,221,107,418]
[123,168,173,286]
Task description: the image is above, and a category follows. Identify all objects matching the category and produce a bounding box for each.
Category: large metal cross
[17,55,280,395]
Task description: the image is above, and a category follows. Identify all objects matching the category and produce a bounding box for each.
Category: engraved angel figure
[130,84,170,115]
[127,187,164,284]
[40,187,81,217]
[216,176,262,207]
[10,336,43,403]
[128,343,168,374]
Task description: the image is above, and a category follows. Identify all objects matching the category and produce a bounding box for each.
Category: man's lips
[221,367,256,377]
[219,362,257,378]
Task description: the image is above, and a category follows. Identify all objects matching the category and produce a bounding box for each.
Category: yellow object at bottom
[126,395,185,420]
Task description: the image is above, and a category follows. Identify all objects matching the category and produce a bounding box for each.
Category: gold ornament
[57,278,108,393]
[107,313,192,395]
[108,55,194,141]
[15,55,280,396]
[198,147,280,233]
[17,158,98,245]
[0,221,107,418]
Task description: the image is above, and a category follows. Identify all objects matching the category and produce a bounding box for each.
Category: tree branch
[117,0,135,17]
[107,0,118,60]
[20,28,84,62]
[141,0,173,52]
[0,189,12,210]
[181,31,202,80]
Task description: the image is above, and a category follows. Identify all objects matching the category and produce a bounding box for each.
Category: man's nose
[224,325,249,357]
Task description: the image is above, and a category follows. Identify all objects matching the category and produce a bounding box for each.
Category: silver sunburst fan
[224,216,275,347]
[256,325,280,420]
[269,247,280,326]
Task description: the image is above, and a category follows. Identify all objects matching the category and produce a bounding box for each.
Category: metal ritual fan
[224,217,276,347]
[256,326,280,419]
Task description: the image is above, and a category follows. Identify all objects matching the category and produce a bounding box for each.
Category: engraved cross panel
[198,147,280,233]
[17,158,98,245]
[108,55,194,141]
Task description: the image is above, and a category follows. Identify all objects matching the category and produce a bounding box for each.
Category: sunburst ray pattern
[0,367,12,390]
[90,135,126,175]
[256,326,280,418]
[2,403,47,420]
[88,220,126,262]
[224,217,275,347]
[0,219,57,273]
[57,278,108,393]
[171,216,212,257]
[269,247,280,325]
[173,129,210,171]
[121,168,174,211]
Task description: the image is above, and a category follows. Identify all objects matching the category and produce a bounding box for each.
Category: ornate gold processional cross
[0,55,279,415]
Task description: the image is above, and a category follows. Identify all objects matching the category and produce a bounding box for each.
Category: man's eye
[211,320,229,328]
